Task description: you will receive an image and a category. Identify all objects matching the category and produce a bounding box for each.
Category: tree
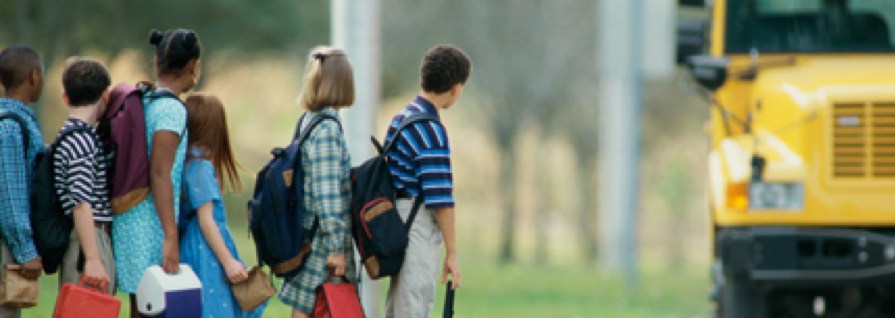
[455,0,598,264]
[527,2,598,265]
[560,80,601,264]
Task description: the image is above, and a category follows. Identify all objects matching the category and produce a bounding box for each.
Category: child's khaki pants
[386,198,444,318]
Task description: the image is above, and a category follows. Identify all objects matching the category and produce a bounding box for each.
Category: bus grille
[832,102,895,178]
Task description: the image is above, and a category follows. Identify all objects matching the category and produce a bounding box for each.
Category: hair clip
[313,53,326,62]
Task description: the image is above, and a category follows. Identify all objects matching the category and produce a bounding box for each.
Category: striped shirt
[53,119,113,223]
[385,96,455,209]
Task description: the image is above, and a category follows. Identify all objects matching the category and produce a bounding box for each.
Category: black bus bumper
[717,227,895,286]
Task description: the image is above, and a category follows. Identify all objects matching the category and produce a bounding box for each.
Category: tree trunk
[577,152,599,264]
[498,142,518,265]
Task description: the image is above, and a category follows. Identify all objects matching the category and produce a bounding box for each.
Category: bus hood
[755,57,895,108]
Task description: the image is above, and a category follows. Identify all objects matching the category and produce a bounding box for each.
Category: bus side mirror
[688,55,728,91]
[676,19,706,65]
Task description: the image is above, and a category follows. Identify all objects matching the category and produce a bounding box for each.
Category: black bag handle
[444,280,455,318]
[0,111,30,159]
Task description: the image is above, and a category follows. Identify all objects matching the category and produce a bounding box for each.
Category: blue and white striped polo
[385,96,454,209]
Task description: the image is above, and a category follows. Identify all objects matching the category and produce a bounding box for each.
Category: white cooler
[136,264,202,318]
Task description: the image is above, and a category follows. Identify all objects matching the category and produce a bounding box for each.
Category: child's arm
[195,201,248,284]
[0,127,41,278]
[308,123,348,276]
[150,131,180,274]
[434,206,460,289]
[60,134,107,287]
[72,201,109,288]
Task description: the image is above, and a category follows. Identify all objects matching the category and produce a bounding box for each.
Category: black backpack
[248,113,339,278]
[350,112,438,279]
[0,112,89,273]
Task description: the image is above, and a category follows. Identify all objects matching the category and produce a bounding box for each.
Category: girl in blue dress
[180,93,266,318]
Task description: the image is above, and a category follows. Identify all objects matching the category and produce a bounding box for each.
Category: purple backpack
[101,82,179,213]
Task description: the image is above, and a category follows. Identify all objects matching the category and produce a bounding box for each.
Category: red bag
[313,277,364,318]
[53,278,120,318]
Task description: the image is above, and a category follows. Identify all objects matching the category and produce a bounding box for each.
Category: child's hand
[326,254,346,277]
[442,253,461,289]
[83,258,110,291]
[224,258,248,284]
[19,257,42,280]
[162,236,180,274]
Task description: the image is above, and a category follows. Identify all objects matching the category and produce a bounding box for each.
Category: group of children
[0,27,471,318]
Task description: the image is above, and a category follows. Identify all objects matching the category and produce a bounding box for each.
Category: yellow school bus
[678,0,895,316]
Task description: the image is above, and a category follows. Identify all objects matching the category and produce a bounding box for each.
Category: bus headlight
[749,182,804,210]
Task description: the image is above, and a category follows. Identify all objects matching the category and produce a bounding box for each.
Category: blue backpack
[248,113,338,278]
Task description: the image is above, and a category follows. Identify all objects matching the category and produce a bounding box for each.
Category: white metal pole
[597,0,642,288]
[332,0,382,316]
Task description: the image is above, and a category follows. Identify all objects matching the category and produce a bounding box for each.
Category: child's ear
[450,83,463,96]
[62,90,70,106]
[30,69,41,87]
[190,59,202,80]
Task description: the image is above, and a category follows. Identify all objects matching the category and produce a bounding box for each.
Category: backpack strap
[294,113,341,145]
[405,196,425,230]
[0,111,30,159]
[382,112,440,153]
[145,89,179,101]
[144,87,188,137]
[292,113,307,140]
[282,112,341,264]
[52,124,94,150]
[382,112,441,229]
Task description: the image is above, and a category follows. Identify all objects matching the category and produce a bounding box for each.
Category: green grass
[19,197,711,318]
[22,261,709,318]
[427,263,710,318]
[15,202,712,318]
[21,260,710,317]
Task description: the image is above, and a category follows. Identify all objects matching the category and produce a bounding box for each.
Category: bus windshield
[726,0,895,53]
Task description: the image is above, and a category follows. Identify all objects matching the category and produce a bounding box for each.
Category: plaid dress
[278,108,357,313]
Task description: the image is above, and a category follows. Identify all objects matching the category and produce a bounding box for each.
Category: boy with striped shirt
[384,44,471,318]
[53,57,114,293]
